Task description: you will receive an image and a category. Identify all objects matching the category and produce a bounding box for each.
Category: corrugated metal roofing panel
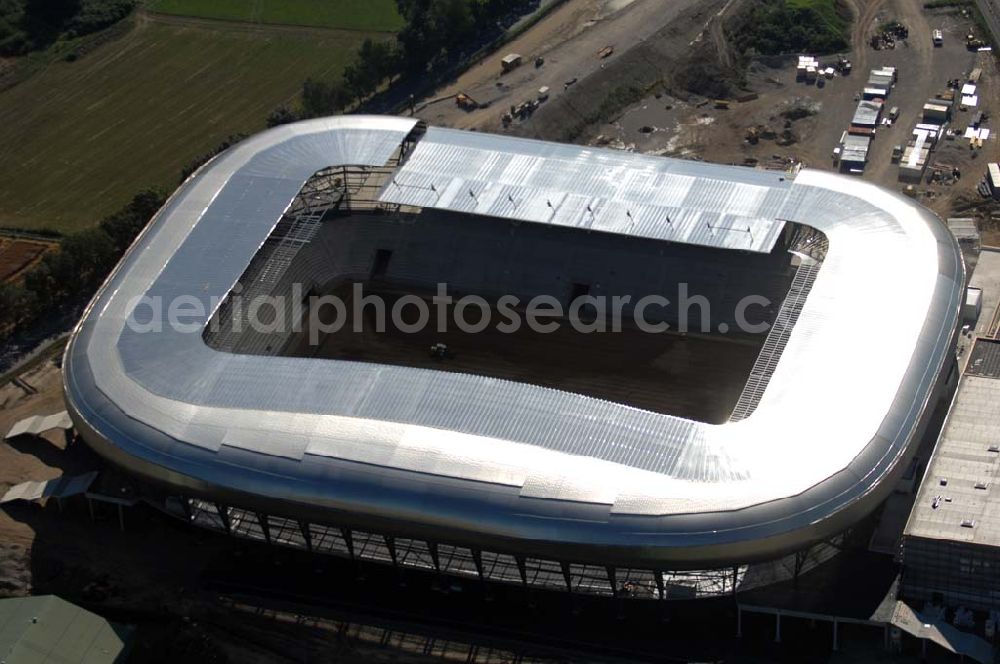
[380,127,785,253]
[0,595,130,664]
[852,100,882,127]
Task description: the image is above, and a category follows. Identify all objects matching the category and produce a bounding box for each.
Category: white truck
[501,53,523,73]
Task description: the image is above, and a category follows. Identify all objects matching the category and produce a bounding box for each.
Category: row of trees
[0,0,134,56]
[287,38,399,121]
[270,0,537,123]
[728,0,850,56]
[395,0,538,72]
[0,189,165,339]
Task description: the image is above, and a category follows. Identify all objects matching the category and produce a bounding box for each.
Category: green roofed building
[0,595,133,664]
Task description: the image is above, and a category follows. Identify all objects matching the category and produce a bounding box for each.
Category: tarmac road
[416,0,715,131]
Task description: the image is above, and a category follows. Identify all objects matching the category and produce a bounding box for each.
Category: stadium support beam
[560,561,572,593]
[298,520,312,552]
[340,527,355,562]
[607,567,618,599]
[385,535,398,569]
[427,541,440,573]
[515,555,527,587]
[654,571,665,600]
[471,549,485,584]
[793,547,812,589]
[215,503,231,534]
[256,512,271,545]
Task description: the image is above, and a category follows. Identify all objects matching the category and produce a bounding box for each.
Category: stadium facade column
[427,541,440,575]
[339,527,355,561]
[560,561,572,593]
[179,497,192,522]
[515,555,528,587]
[298,520,312,552]
[256,512,271,544]
[215,503,231,534]
[471,549,485,583]
[384,535,398,569]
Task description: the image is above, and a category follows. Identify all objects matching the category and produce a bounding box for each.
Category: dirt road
[417,0,710,130]
[859,0,954,185]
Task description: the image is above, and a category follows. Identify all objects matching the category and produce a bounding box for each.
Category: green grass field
[0,16,382,233]
[149,0,404,32]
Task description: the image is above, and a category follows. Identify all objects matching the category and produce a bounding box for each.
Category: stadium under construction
[62,116,964,600]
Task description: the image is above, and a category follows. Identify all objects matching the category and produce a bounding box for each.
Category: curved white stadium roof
[63,116,963,566]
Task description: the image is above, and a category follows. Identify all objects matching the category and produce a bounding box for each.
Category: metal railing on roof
[204,159,419,355]
[730,260,822,422]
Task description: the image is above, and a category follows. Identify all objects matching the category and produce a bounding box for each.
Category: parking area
[583,0,1000,219]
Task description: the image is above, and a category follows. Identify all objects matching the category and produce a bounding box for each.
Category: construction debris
[456,93,480,110]
[871,22,909,50]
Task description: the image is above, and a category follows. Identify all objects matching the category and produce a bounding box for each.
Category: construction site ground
[593,0,1000,220]
[416,0,730,132]
[418,0,1000,244]
[0,236,54,283]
